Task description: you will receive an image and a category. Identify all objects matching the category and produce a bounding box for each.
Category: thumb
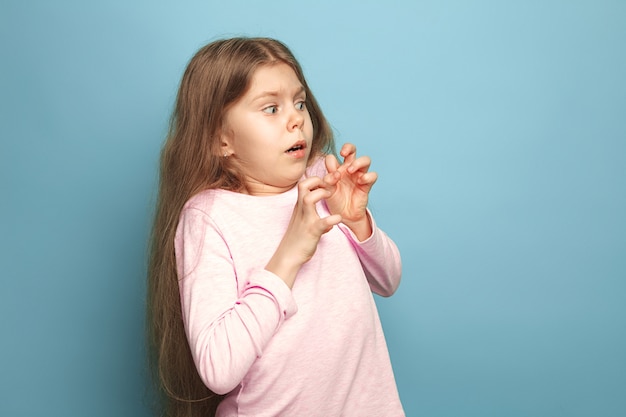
[325,154,340,173]
[320,214,342,233]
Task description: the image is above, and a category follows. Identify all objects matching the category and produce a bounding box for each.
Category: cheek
[305,114,314,138]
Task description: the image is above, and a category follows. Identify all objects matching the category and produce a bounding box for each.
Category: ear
[217,127,235,157]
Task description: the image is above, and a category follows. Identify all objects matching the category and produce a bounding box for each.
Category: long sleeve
[172,177,404,417]
[175,207,297,395]
[338,211,402,297]
[307,157,402,297]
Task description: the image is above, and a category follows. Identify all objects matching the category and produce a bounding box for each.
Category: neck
[241,179,298,196]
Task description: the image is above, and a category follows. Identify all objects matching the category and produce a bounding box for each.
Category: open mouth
[285,141,306,153]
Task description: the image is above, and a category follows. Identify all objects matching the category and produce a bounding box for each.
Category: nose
[287,107,304,132]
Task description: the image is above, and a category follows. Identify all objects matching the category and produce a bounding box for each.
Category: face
[220,63,314,195]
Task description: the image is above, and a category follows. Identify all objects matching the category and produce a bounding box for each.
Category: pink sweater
[175,158,404,417]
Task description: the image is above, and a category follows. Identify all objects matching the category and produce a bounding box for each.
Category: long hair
[146,37,335,417]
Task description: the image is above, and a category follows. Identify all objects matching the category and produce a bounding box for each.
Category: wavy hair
[146,37,334,416]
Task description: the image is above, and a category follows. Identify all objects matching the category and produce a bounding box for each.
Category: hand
[265,176,342,288]
[324,143,377,241]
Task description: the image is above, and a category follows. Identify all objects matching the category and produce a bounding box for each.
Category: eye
[262,105,278,114]
[295,101,306,111]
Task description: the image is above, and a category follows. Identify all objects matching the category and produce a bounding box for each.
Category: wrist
[265,247,304,289]
[342,214,372,242]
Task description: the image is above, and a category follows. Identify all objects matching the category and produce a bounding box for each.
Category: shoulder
[176,189,233,244]
[183,189,217,213]
[181,188,238,218]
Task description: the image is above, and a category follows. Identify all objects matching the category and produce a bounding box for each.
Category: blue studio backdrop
[1,1,625,416]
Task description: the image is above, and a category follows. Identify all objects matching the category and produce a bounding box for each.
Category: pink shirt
[175,158,404,417]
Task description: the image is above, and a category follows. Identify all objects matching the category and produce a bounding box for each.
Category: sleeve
[175,207,298,395]
[338,210,402,297]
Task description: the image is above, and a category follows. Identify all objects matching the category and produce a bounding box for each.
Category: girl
[147,37,404,417]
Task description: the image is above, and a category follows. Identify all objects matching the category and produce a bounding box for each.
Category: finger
[298,174,337,196]
[339,143,357,164]
[297,177,325,210]
[298,176,324,196]
[302,187,332,211]
[339,143,356,158]
[347,155,372,174]
[318,214,342,233]
[325,154,340,173]
[322,170,341,188]
[357,171,378,186]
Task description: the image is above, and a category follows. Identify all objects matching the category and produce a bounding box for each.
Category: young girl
[147,37,404,417]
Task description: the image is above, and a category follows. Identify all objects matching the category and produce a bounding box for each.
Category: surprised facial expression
[221,63,314,196]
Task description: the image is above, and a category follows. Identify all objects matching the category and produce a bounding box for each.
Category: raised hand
[323,143,377,241]
[265,176,342,288]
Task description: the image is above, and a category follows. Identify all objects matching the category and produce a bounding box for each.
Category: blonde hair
[146,37,335,416]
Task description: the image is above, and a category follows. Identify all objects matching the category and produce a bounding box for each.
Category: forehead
[246,63,304,96]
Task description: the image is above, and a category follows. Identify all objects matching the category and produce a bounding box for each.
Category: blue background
[1,1,625,416]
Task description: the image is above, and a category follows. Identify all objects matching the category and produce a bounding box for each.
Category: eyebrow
[250,86,306,102]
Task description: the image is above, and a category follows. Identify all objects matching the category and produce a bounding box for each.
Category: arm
[176,208,297,395]
[323,144,376,242]
[322,143,402,296]
[265,176,342,288]
[338,211,402,297]
[176,178,341,395]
